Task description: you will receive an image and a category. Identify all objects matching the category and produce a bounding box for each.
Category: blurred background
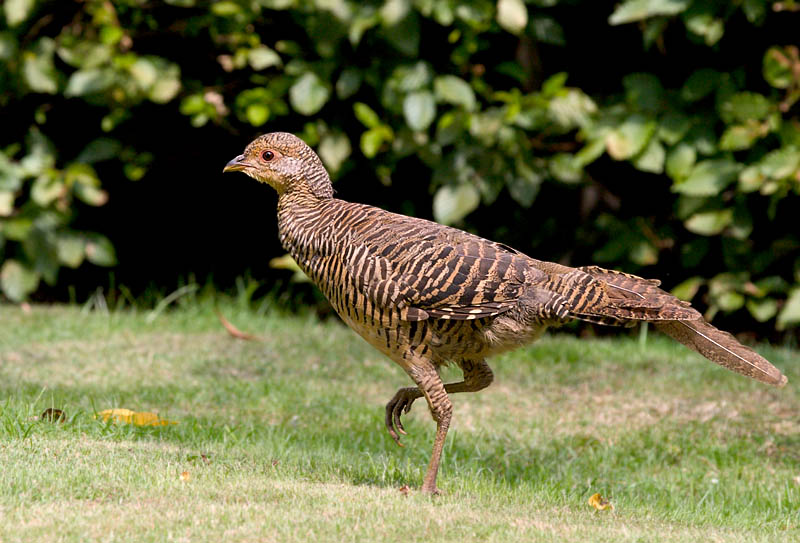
[0,0,798,340]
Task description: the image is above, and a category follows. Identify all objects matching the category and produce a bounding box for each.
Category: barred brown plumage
[224,132,787,494]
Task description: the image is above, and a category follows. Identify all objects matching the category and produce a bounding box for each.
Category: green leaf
[631,240,658,266]
[683,12,724,46]
[747,298,778,323]
[657,111,690,145]
[779,120,800,147]
[680,69,719,102]
[496,0,528,35]
[318,133,352,173]
[289,73,330,116]
[403,91,436,131]
[623,73,664,112]
[715,291,745,312]
[573,138,606,168]
[23,38,58,94]
[3,217,32,241]
[56,234,86,268]
[248,46,282,70]
[130,58,158,88]
[76,138,122,164]
[74,183,108,206]
[609,0,690,25]
[758,147,800,180]
[684,209,733,236]
[673,159,741,196]
[605,114,657,160]
[30,175,62,206]
[531,15,565,45]
[360,126,392,158]
[434,75,476,111]
[148,65,181,103]
[210,1,240,16]
[381,0,410,25]
[4,0,36,27]
[380,10,420,56]
[433,184,480,225]
[719,124,761,151]
[21,128,56,177]
[738,165,764,192]
[633,139,665,173]
[541,72,568,97]
[777,288,800,330]
[548,153,583,184]
[742,0,766,24]
[508,159,544,207]
[684,122,716,155]
[671,276,704,301]
[547,89,597,129]
[353,103,381,129]
[85,235,117,266]
[763,46,794,89]
[0,32,17,61]
[391,62,433,93]
[245,103,270,126]
[64,68,114,97]
[0,259,40,302]
[0,190,14,216]
[718,92,771,124]
[336,68,362,99]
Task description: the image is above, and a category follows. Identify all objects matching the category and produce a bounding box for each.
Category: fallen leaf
[271,459,280,467]
[215,309,262,341]
[95,408,178,426]
[40,408,65,423]
[398,485,410,496]
[588,492,614,511]
[180,471,191,482]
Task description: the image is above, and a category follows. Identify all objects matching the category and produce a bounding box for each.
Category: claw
[385,387,419,446]
[392,401,407,435]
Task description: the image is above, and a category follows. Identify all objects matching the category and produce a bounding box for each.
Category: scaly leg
[396,361,452,494]
[385,359,493,446]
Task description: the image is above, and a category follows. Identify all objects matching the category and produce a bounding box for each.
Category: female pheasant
[224,132,786,494]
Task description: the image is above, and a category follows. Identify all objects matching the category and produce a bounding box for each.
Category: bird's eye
[261,150,275,162]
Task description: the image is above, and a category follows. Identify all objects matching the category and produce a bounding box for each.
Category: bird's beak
[223,154,249,173]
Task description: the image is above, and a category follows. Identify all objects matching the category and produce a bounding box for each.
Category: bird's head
[223,132,333,198]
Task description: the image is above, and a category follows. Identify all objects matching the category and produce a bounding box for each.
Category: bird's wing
[349,226,533,322]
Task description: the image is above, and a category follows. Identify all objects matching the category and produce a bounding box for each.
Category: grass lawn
[0,301,798,542]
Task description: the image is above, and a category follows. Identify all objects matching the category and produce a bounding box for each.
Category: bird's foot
[384,387,419,447]
[420,483,442,495]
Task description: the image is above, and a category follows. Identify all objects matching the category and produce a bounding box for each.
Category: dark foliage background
[1,0,799,339]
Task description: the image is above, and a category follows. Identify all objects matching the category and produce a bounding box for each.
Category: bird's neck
[276,190,335,265]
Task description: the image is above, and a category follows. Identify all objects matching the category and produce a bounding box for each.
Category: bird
[223,132,787,494]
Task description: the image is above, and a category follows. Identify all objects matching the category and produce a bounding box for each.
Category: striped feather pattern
[232,132,788,384]
[224,132,787,495]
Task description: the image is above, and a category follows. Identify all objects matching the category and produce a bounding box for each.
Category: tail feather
[655,320,787,387]
[552,265,787,387]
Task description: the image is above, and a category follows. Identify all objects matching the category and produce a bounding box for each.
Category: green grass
[0,301,798,542]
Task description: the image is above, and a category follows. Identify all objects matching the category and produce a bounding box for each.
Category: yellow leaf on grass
[588,492,614,511]
[180,471,191,482]
[95,408,178,426]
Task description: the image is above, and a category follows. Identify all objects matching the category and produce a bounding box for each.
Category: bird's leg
[402,362,452,495]
[385,359,493,445]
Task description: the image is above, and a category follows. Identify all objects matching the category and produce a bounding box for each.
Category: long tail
[549,264,788,387]
[655,320,786,387]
